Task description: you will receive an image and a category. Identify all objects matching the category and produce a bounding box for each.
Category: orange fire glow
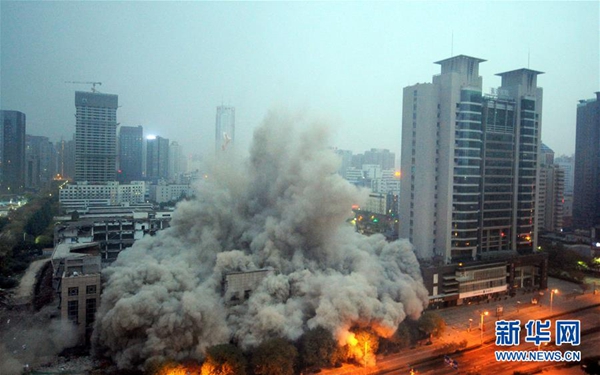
[343,329,378,367]
[155,363,202,375]
[347,332,358,346]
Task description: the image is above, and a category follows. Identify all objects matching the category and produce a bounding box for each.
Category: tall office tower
[168,141,183,182]
[0,110,26,194]
[146,135,169,181]
[56,136,76,180]
[351,153,364,169]
[118,126,144,183]
[573,92,600,231]
[400,55,485,261]
[555,155,574,195]
[537,144,564,232]
[363,148,396,170]
[492,68,544,253]
[334,149,353,178]
[215,105,235,153]
[400,55,543,263]
[25,135,57,189]
[74,91,118,183]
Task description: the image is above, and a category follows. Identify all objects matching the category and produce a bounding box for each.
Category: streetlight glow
[550,289,559,313]
[480,311,489,344]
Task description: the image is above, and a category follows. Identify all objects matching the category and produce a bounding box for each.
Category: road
[321,278,600,375]
[11,258,49,305]
[381,306,600,375]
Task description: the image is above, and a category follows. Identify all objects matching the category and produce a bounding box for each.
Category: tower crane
[65,81,102,93]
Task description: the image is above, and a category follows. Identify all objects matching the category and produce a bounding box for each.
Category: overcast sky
[1,1,598,160]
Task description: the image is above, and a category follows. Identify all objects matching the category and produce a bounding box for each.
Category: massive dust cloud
[94,110,429,369]
[0,306,78,375]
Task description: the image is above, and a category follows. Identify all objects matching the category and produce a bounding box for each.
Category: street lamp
[480,311,489,344]
[550,289,559,313]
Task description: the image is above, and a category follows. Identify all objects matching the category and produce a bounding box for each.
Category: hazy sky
[1,1,598,159]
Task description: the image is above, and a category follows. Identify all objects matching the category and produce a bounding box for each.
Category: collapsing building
[222,269,274,303]
[51,242,101,345]
[54,211,172,264]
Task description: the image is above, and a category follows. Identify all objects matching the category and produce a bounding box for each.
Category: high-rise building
[0,110,26,194]
[400,55,543,263]
[555,155,574,195]
[74,91,118,183]
[537,144,564,233]
[168,141,183,182]
[334,149,353,179]
[363,148,396,170]
[573,92,600,231]
[56,136,76,180]
[118,126,144,183]
[215,106,235,153]
[146,135,169,181]
[25,135,57,189]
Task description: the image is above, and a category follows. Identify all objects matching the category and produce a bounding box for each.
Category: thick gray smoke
[0,306,78,375]
[94,110,429,369]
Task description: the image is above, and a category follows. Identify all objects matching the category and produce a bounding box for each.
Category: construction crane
[65,81,102,93]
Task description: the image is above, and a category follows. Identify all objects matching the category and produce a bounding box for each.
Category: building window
[86,285,97,294]
[86,298,97,327]
[68,300,79,323]
[68,287,79,296]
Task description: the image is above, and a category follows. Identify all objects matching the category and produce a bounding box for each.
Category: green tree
[298,326,338,370]
[251,338,297,375]
[380,321,414,354]
[202,344,246,375]
[418,311,446,342]
[544,240,590,282]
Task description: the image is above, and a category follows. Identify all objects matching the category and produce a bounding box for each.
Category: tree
[380,321,414,353]
[251,338,297,375]
[394,322,413,348]
[298,326,338,370]
[348,328,379,366]
[202,344,246,375]
[418,311,446,342]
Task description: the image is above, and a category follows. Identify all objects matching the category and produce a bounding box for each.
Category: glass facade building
[74,92,118,183]
[400,56,543,263]
[118,126,144,183]
[0,110,26,193]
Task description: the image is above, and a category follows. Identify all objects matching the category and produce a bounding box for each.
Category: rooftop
[495,68,545,76]
[434,54,487,65]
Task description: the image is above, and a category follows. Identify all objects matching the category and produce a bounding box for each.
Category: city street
[322,277,600,375]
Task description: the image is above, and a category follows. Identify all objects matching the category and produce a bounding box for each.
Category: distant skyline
[1,1,598,159]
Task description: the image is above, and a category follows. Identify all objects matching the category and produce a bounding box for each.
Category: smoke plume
[0,306,78,374]
[94,110,429,369]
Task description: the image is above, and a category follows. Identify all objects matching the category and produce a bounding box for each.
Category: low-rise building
[149,182,194,204]
[54,210,172,264]
[223,269,273,303]
[51,242,101,345]
[421,254,548,309]
[59,181,146,213]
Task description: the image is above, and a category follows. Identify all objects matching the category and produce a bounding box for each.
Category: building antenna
[451,31,454,57]
[528,48,530,69]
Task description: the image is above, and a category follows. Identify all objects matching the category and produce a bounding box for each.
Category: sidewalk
[321,277,599,375]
